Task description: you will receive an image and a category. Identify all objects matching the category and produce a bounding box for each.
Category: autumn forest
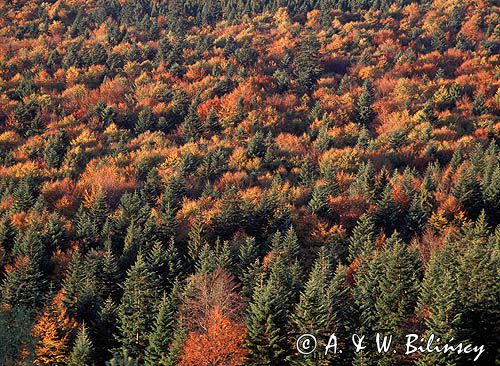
[0,0,499,365]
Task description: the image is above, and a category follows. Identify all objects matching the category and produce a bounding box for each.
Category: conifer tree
[237,236,259,278]
[347,214,375,263]
[68,324,94,366]
[308,184,331,216]
[12,176,36,212]
[453,166,483,217]
[356,80,375,125]
[182,104,202,143]
[247,131,266,158]
[1,256,46,310]
[293,33,321,90]
[0,305,35,365]
[0,217,16,253]
[117,254,159,359]
[471,93,489,116]
[44,130,69,169]
[148,238,183,292]
[101,243,121,301]
[354,232,422,364]
[373,184,402,234]
[290,247,333,365]
[94,298,118,364]
[144,286,180,366]
[245,278,290,365]
[204,107,220,134]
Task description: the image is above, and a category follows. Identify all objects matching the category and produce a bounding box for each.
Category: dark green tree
[144,286,180,366]
[68,324,94,366]
[356,79,375,125]
[348,214,375,263]
[44,130,69,169]
[117,254,159,359]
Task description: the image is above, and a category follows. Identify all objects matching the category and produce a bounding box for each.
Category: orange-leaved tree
[32,290,77,365]
[178,306,247,366]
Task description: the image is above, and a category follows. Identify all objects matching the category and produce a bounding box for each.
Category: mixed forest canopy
[0,0,499,365]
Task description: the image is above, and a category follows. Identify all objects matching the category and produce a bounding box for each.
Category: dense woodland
[0,0,499,365]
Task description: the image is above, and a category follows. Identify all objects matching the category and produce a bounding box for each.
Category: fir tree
[290,247,333,365]
[44,130,69,169]
[348,214,375,263]
[356,80,375,125]
[117,254,160,359]
[453,166,483,218]
[204,107,220,134]
[245,278,290,365]
[135,108,154,134]
[68,324,94,366]
[471,93,489,116]
[182,104,202,143]
[144,287,179,366]
[293,33,321,90]
[1,256,46,310]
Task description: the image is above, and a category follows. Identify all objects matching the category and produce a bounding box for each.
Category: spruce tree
[290,247,334,365]
[348,214,375,263]
[292,33,321,90]
[237,236,259,278]
[204,107,220,134]
[354,232,422,364]
[117,254,159,359]
[373,184,402,234]
[453,166,483,218]
[44,130,69,169]
[144,287,179,366]
[148,238,183,292]
[356,80,375,125]
[245,278,290,365]
[182,104,202,143]
[68,324,94,366]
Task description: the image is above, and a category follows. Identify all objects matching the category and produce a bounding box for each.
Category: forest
[0,0,499,365]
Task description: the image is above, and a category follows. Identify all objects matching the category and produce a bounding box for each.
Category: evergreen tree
[117,254,159,359]
[12,176,37,212]
[237,236,259,277]
[298,159,316,187]
[0,217,16,253]
[290,247,334,365]
[308,184,331,216]
[106,350,138,366]
[419,220,499,365]
[293,33,321,90]
[471,93,489,116]
[204,107,220,134]
[1,256,46,310]
[171,89,190,124]
[182,103,202,143]
[245,278,290,365]
[135,107,156,134]
[148,238,183,292]
[94,298,118,364]
[44,130,69,169]
[348,214,375,263]
[0,305,35,365]
[354,232,422,364]
[247,131,266,158]
[68,324,94,366]
[356,79,375,125]
[144,287,179,366]
[373,184,402,234]
[453,166,483,218]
